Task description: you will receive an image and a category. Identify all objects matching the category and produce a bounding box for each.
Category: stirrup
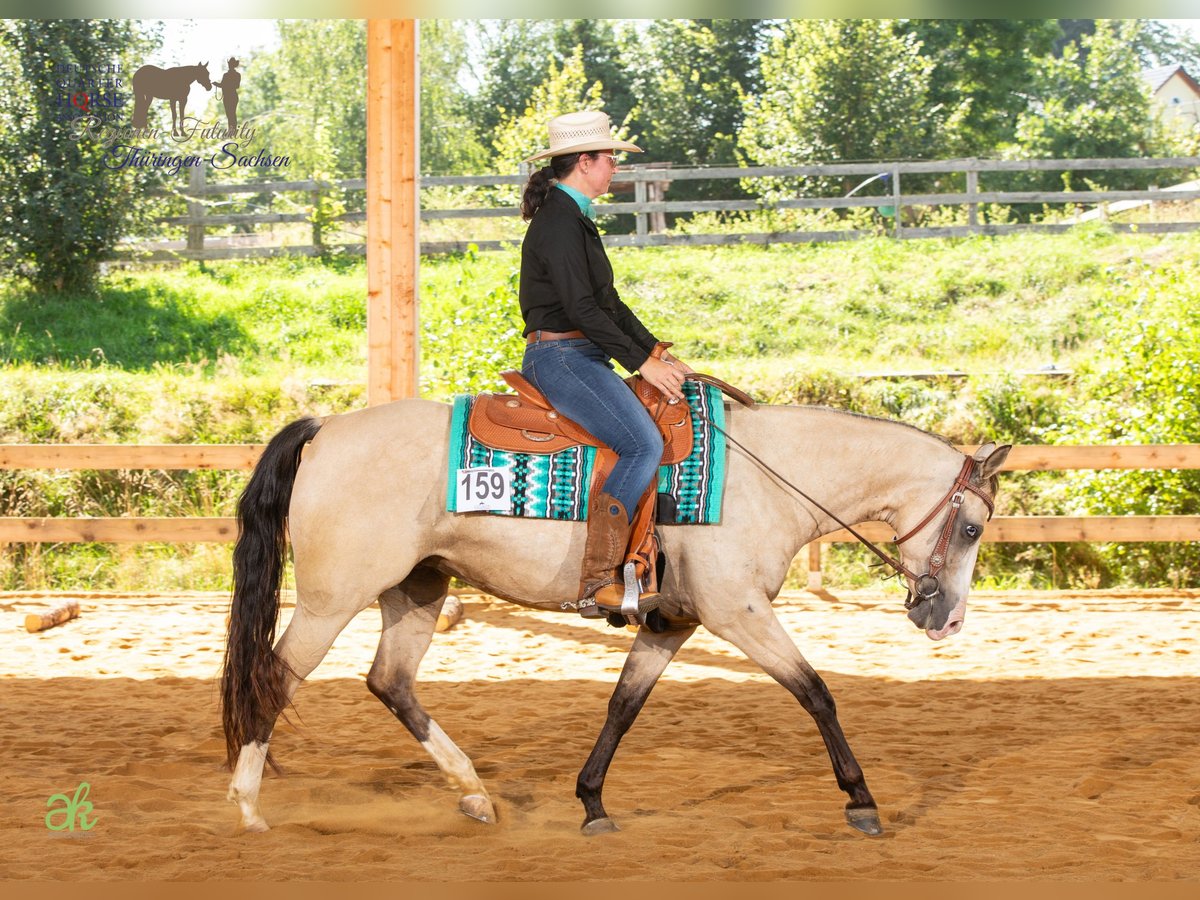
[584,561,660,627]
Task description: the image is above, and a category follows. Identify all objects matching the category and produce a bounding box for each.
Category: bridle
[686,385,995,609]
[888,456,995,609]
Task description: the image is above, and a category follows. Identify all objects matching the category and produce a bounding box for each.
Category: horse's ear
[975,443,1011,480]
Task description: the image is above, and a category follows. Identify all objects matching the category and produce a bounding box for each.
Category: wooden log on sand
[24,599,81,633]
[436,595,463,633]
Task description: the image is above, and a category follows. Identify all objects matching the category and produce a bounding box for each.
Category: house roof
[1141,64,1200,96]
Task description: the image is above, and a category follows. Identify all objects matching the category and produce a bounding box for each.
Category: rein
[683,374,994,607]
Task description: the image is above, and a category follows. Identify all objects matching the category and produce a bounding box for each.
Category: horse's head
[197,62,212,91]
[892,442,1010,641]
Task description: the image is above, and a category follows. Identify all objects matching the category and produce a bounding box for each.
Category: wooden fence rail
[114,156,1200,261]
[3,446,1198,562]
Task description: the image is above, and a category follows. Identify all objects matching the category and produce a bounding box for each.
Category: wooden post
[966,168,979,233]
[311,188,323,249]
[634,176,648,236]
[186,164,205,255]
[651,181,668,233]
[806,543,822,590]
[891,165,902,239]
[366,20,420,405]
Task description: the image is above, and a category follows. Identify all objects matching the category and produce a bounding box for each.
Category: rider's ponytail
[521,151,592,221]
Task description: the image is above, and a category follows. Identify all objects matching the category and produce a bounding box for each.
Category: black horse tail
[221,416,323,772]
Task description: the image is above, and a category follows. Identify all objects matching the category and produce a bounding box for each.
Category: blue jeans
[522,337,661,521]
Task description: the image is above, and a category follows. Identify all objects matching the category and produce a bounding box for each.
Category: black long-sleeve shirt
[518,187,659,372]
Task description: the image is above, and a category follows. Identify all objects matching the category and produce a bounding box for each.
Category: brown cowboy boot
[578,492,660,622]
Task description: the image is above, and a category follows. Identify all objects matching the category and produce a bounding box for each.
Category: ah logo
[45,781,98,833]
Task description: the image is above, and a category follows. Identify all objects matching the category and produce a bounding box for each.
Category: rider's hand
[640,355,687,403]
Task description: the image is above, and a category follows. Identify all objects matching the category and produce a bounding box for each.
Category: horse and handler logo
[131,57,240,138]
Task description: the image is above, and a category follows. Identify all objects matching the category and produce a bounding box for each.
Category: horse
[131,63,211,135]
[220,397,1010,837]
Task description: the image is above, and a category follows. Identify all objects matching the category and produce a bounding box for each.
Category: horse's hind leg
[703,601,883,836]
[228,602,359,832]
[366,567,496,824]
[576,624,696,835]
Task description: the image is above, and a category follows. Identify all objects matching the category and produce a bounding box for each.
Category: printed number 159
[460,470,506,501]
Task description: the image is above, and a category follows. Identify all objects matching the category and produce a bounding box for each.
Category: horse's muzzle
[906,594,934,630]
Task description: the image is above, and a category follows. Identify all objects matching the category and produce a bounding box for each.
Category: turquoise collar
[555,182,595,220]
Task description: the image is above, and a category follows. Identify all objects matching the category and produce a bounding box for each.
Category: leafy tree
[1133,19,1200,73]
[1055,18,1200,73]
[472,20,636,139]
[629,19,767,167]
[420,20,488,175]
[237,20,366,180]
[894,19,1059,156]
[738,19,938,197]
[1056,264,1200,585]
[1015,21,1169,189]
[0,19,160,293]
[491,46,633,175]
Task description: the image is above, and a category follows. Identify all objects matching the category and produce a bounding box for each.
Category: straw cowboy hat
[523,110,642,164]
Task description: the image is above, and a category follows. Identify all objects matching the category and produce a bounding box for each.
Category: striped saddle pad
[446,380,727,524]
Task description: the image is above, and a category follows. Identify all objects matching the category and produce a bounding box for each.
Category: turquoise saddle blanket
[446,380,727,524]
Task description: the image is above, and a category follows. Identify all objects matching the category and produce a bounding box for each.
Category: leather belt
[526,329,586,344]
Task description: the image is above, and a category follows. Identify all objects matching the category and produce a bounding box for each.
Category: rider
[518,110,693,622]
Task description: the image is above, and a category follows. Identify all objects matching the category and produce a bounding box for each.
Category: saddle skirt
[467,370,694,465]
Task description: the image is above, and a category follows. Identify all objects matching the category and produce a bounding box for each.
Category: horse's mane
[784,404,959,451]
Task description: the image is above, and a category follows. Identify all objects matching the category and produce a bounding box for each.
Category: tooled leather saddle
[469,370,697,466]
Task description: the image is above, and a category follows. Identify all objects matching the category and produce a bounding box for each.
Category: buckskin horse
[221,390,1010,836]
[131,62,212,135]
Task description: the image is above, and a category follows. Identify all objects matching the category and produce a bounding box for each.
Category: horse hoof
[581,816,620,836]
[845,806,883,836]
[459,794,497,824]
[242,818,270,833]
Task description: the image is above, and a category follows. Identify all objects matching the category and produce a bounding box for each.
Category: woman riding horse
[519,110,694,622]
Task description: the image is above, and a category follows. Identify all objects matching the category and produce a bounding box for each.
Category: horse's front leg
[576,624,695,835]
[704,599,883,836]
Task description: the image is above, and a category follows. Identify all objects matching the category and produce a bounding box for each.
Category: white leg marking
[227,740,271,832]
[421,720,485,794]
[420,720,496,823]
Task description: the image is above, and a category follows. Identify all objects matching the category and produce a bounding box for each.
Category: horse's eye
[963,524,981,540]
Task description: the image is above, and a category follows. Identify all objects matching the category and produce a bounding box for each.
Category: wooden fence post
[186,164,205,254]
[650,181,668,233]
[366,19,420,405]
[966,168,979,233]
[807,543,823,590]
[634,177,648,236]
[311,188,323,249]
[891,165,902,239]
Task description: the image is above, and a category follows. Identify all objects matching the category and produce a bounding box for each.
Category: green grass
[2,225,1198,591]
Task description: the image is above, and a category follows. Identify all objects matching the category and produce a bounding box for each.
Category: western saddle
[467,370,755,622]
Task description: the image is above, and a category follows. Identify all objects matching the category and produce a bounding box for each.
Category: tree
[237,20,366,180]
[1054,19,1200,73]
[629,19,767,167]
[894,19,1060,156]
[420,20,488,175]
[472,20,636,139]
[0,19,160,294]
[738,20,938,197]
[491,46,633,175]
[1015,20,1169,188]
